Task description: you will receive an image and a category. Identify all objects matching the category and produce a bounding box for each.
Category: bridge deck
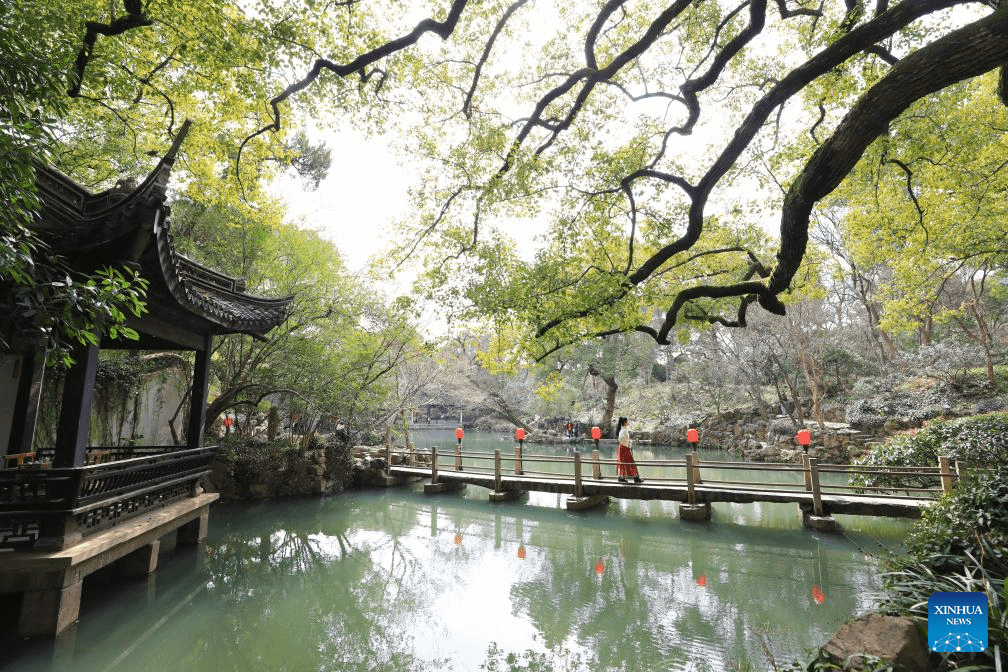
[387,465,931,518]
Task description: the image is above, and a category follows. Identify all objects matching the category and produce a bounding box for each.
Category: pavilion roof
[30,121,292,345]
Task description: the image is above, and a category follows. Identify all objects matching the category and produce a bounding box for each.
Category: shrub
[219,435,303,486]
[880,467,1008,669]
[852,412,1008,490]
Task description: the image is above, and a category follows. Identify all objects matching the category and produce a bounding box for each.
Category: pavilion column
[6,348,46,456]
[187,332,212,449]
[53,343,99,468]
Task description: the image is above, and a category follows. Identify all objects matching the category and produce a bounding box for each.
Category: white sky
[276,126,413,281]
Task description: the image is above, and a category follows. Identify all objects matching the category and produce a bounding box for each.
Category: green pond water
[3,430,912,672]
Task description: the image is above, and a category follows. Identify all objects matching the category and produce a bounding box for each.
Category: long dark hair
[617,416,628,430]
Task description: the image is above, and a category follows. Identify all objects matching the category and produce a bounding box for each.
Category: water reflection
[3,472,908,672]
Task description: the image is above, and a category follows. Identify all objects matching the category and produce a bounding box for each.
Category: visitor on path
[616,416,643,484]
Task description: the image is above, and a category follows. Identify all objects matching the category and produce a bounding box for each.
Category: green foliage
[780,651,895,672]
[825,74,1008,337]
[219,435,303,487]
[880,467,1008,669]
[903,467,1008,574]
[852,412,1008,489]
[1,2,148,365]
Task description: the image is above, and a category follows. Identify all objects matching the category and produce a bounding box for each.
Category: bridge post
[515,445,523,475]
[686,453,696,505]
[801,457,839,531]
[455,444,463,471]
[425,448,465,494]
[489,447,523,502]
[566,450,609,510]
[939,456,953,494]
[592,449,602,480]
[809,457,823,516]
[803,454,812,491]
[692,447,702,484]
[574,452,583,498]
[495,449,502,492]
[386,444,392,471]
[679,453,710,521]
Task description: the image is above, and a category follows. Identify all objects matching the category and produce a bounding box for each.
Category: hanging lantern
[455,427,464,440]
[595,560,605,575]
[515,427,526,441]
[812,584,825,604]
[697,575,707,587]
[686,428,699,444]
[591,426,601,440]
[454,532,462,545]
[517,545,526,560]
[796,429,811,446]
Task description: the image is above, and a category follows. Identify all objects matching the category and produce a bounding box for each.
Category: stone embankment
[208,444,386,501]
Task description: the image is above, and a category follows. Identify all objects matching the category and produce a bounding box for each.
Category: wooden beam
[125,312,206,351]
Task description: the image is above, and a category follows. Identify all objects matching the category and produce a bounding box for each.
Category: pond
[3,431,911,671]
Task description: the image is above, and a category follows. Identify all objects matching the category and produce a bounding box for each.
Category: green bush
[880,467,1008,669]
[219,436,303,486]
[852,412,1008,490]
[905,467,1008,573]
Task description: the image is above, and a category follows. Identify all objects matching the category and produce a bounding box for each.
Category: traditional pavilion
[0,120,292,636]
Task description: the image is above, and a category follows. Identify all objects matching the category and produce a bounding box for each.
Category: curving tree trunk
[588,364,618,436]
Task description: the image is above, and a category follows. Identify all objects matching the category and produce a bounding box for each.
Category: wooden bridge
[384,446,958,531]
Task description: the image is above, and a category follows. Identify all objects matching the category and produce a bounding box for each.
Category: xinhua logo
[928,592,988,652]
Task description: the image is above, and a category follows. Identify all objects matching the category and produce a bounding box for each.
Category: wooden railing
[387,446,956,511]
[0,449,214,519]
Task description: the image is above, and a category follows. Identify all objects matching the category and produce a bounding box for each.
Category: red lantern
[591,426,601,440]
[686,428,699,444]
[595,560,605,575]
[515,427,526,441]
[697,575,707,587]
[454,533,462,545]
[455,427,464,440]
[796,429,811,446]
[812,585,825,604]
[517,545,526,560]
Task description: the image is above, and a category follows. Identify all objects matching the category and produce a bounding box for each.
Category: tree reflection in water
[199,500,449,672]
[191,492,894,672]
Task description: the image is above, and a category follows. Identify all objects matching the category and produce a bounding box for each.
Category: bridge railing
[388,446,955,510]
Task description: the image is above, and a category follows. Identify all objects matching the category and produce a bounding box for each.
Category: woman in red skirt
[616,416,643,484]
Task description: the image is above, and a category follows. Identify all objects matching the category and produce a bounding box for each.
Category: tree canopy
[212,0,1007,360]
[5,0,1008,432]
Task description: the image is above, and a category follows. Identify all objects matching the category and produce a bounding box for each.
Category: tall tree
[19,0,1008,365]
[170,199,414,444]
[823,73,1008,381]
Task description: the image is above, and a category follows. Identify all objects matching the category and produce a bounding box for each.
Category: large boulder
[822,614,929,671]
